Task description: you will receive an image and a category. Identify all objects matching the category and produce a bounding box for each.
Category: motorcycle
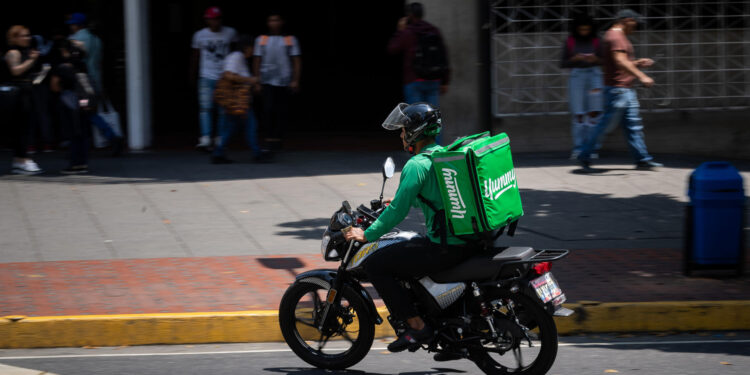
[279,157,573,374]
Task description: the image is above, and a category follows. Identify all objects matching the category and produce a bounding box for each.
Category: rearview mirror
[383,157,395,179]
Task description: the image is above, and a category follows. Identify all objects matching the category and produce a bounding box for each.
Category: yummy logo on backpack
[442,168,467,219]
[483,169,516,201]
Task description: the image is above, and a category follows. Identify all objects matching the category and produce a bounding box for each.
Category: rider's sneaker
[12,160,42,175]
[433,352,462,362]
[387,324,433,353]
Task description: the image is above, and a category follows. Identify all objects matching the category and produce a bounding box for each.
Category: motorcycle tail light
[532,262,551,275]
[356,217,364,225]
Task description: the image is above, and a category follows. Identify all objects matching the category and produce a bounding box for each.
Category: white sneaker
[591,153,600,160]
[569,150,581,160]
[12,160,43,175]
[196,135,211,148]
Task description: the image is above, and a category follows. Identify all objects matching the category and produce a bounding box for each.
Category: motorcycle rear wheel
[469,293,558,375]
[279,281,375,370]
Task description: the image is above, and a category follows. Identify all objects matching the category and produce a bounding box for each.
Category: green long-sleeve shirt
[364,144,469,245]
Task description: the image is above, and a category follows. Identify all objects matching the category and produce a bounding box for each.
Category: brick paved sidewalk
[1,249,747,317]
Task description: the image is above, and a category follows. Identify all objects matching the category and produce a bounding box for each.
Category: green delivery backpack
[425,132,523,240]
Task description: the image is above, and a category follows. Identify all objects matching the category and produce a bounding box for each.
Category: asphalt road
[0,334,748,375]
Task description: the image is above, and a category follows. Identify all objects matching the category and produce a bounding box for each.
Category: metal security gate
[490,0,750,117]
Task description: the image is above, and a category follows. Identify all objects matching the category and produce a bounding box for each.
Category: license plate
[530,272,565,305]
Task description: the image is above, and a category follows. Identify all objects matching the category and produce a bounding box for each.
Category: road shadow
[263,367,466,375]
[274,215,425,241]
[2,150,749,185]
[0,150,413,185]
[275,218,331,240]
[560,333,750,357]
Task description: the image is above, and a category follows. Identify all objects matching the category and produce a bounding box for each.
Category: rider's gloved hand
[343,227,367,243]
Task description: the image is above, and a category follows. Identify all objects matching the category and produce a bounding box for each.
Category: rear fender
[295,269,383,325]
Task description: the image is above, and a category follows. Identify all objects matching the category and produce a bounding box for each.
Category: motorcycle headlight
[321,233,331,256]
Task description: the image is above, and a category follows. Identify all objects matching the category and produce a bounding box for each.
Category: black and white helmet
[382,102,442,149]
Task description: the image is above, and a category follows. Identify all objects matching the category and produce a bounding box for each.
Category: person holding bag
[212,35,270,164]
[68,13,124,156]
[4,25,43,174]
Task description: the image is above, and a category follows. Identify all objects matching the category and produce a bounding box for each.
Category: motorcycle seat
[429,246,535,283]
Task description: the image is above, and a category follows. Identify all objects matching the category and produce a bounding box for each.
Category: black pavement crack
[129,183,194,256]
[8,182,43,261]
[69,183,119,259]
[193,182,266,254]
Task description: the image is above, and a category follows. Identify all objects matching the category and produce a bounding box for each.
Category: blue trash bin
[685,161,745,276]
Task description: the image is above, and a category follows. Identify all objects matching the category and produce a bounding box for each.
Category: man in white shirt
[252,12,301,150]
[190,6,238,150]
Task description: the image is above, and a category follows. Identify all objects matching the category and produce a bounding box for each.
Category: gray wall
[423,1,749,159]
[420,0,486,142]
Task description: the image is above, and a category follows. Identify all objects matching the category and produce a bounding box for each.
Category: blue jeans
[578,87,653,163]
[90,113,117,141]
[198,77,226,137]
[404,80,441,143]
[568,67,603,151]
[214,108,261,157]
[59,91,89,166]
[404,80,440,107]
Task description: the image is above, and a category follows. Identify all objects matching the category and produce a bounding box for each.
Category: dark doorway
[150,0,406,150]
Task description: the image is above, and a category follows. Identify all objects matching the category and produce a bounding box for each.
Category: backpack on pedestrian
[214,72,252,116]
[258,35,295,57]
[412,31,448,80]
[423,132,523,244]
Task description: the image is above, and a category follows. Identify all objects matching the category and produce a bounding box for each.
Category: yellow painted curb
[555,300,750,334]
[2,301,749,349]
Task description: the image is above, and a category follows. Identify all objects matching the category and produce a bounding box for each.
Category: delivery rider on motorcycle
[344,102,479,353]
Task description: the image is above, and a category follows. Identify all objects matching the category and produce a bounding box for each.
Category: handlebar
[357,204,379,222]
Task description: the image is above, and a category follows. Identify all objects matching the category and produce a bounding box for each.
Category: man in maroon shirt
[578,9,663,172]
[387,3,450,116]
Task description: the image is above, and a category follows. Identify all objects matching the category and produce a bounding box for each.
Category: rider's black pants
[362,237,474,322]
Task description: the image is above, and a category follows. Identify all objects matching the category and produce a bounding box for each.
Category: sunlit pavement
[1,151,748,319]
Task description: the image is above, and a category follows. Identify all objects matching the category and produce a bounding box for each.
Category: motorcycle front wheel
[279,281,375,370]
[469,293,558,375]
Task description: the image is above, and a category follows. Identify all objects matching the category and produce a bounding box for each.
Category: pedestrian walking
[191,6,237,151]
[211,35,270,164]
[561,14,603,160]
[27,33,56,154]
[68,12,124,156]
[50,63,94,174]
[252,12,301,151]
[387,2,450,144]
[578,9,662,172]
[3,25,42,174]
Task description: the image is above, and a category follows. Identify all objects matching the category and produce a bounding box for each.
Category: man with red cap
[190,6,238,151]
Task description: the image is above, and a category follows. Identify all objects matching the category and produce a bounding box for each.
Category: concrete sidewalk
[3,150,748,262]
[1,149,749,348]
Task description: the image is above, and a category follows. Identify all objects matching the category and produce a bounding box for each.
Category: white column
[124,0,151,150]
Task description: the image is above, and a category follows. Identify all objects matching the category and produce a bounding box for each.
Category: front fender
[295,269,383,325]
